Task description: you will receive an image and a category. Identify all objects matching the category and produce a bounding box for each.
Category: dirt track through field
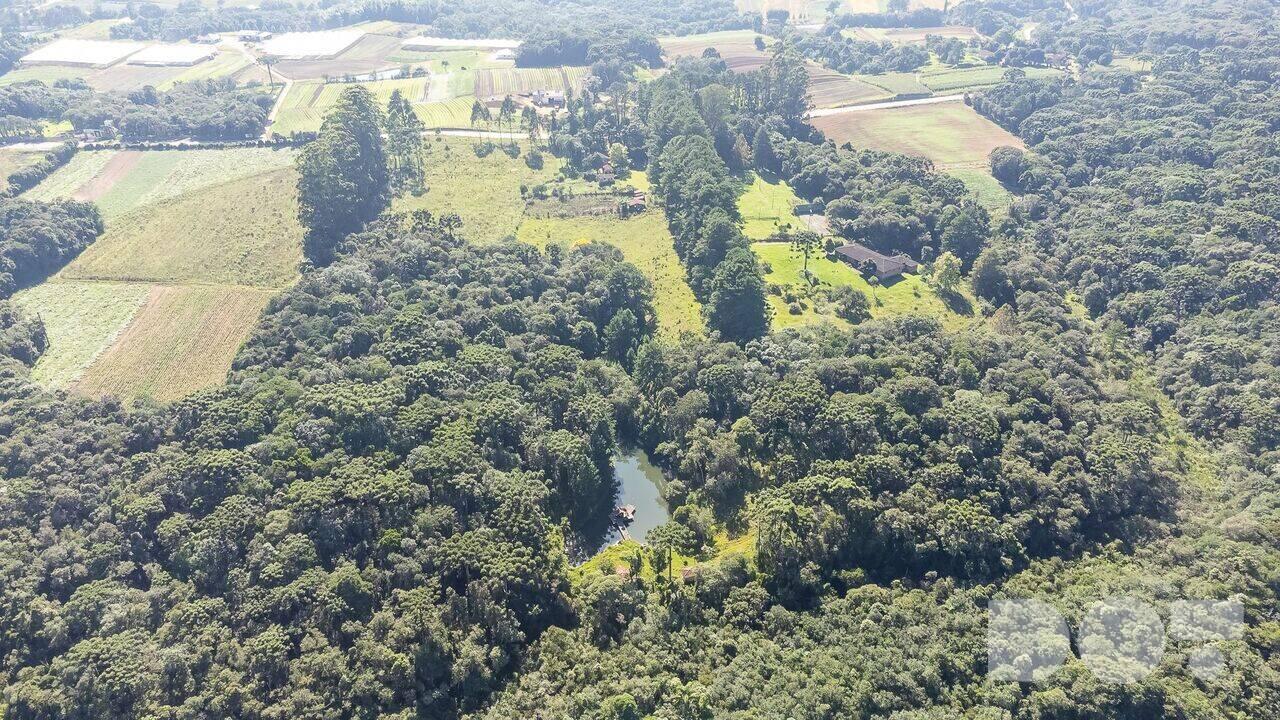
[71,150,142,202]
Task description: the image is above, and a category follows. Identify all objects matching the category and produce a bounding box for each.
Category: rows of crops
[474,66,588,98]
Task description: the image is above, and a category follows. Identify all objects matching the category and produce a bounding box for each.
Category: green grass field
[740,174,803,240]
[474,66,588,98]
[920,64,1062,93]
[753,242,976,331]
[517,212,705,338]
[60,168,302,287]
[812,102,1023,168]
[855,72,932,96]
[271,77,433,136]
[0,149,42,194]
[945,167,1013,213]
[394,138,560,244]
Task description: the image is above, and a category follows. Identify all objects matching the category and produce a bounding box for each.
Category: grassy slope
[0,150,41,193]
[59,168,303,287]
[517,211,705,339]
[393,138,559,244]
[18,147,302,401]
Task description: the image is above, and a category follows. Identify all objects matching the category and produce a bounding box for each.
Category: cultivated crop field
[812,102,1023,168]
[271,77,432,136]
[856,71,932,97]
[518,212,705,338]
[17,147,302,400]
[660,31,772,72]
[807,65,890,108]
[272,33,403,80]
[393,138,561,244]
[474,67,588,98]
[920,64,1061,93]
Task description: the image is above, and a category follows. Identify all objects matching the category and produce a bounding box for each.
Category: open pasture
[0,148,43,193]
[753,242,974,331]
[812,101,1022,168]
[856,71,932,97]
[270,77,431,136]
[660,31,772,72]
[474,66,588,98]
[393,138,560,244]
[740,174,804,240]
[518,212,705,338]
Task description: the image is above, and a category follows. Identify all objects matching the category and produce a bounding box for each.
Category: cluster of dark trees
[0,77,272,142]
[109,0,745,44]
[779,138,991,268]
[643,50,816,343]
[516,31,663,68]
[0,197,102,299]
[791,25,931,74]
[65,78,273,142]
[0,30,29,76]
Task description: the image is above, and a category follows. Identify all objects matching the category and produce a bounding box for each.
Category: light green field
[12,281,151,389]
[920,64,1062,93]
[394,138,560,244]
[945,167,1012,213]
[0,149,42,193]
[271,77,432,136]
[416,96,479,128]
[739,174,803,240]
[474,66,588,98]
[25,148,297,221]
[157,52,254,90]
[753,242,976,331]
[855,72,932,97]
[60,168,302,287]
[812,102,1023,168]
[0,65,83,87]
[517,212,705,338]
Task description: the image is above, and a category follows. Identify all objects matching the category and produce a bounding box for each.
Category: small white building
[402,36,521,52]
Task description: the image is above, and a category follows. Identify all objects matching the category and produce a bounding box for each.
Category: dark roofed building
[834,243,919,280]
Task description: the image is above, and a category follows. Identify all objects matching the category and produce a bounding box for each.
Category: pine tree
[707,248,770,343]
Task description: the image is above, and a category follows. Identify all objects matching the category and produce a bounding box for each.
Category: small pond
[594,451,669,552]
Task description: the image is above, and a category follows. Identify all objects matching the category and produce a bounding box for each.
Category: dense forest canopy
[0,0,1277,718]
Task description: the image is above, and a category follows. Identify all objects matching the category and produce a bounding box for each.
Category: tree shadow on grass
[939,288,975,316]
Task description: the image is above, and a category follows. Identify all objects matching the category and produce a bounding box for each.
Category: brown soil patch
[71,150,142,202]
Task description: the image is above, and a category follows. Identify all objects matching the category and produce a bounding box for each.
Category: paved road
[808,94,966,118]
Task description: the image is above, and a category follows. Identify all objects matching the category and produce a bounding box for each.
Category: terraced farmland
[474,66,589,98]
[17,147,302,401]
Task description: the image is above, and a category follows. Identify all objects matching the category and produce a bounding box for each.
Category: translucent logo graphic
[987,597,1243,683]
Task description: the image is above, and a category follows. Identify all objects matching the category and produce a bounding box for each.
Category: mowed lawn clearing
[754,242,976,331]
[740,173,803,240]
[517,212,705,338]
[394,138,560,244]
[71,285,276,402]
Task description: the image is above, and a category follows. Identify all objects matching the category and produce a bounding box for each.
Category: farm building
[20,39,145,68]
[238,30,273,42]
[833,243,919,280]
[530,90,566,107]
[127,44,218,66]
[492,48,517,61]
[402,36,521,52]
[260,30,364,60]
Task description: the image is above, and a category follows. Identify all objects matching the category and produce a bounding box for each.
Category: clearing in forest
[752,242,976,331]
[660,31,773,72]
[16,147,302,401]
[392,138,561,244]
[740,174,804,240]
[518,211,705,339]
